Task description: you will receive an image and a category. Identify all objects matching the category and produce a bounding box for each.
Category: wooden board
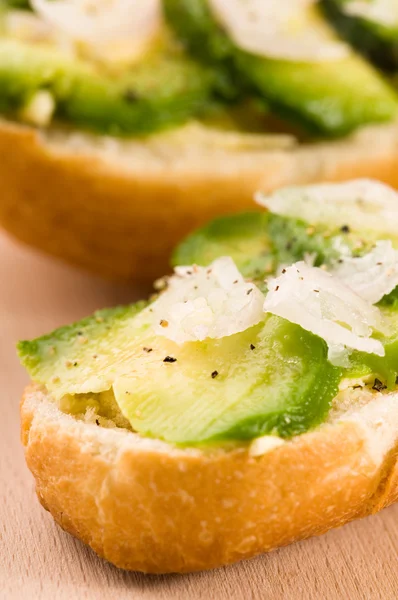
[1,232,397,600]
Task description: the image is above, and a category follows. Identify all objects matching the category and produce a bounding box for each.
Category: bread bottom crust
[20,385,398,574]
[2,120,398,281]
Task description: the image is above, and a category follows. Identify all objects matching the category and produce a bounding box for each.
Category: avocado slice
[343,303,398,387]
[173,205,398,389]
[321,0,398,71]
[113,316,341,443]
[18,298,341,444]
[2,1,30,8]
[171,208,386,283]
[18,302,147,397]
[164,0,398,135]
[174,206,398,274]
[0,38,213,135]
[172,212,274,287]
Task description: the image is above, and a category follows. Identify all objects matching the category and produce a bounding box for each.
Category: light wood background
[1,231,397,600]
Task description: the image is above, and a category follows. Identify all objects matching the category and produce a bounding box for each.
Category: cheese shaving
[343,0,398,28]
[332,241,398,304]
[255,179,398,236]
[30,0,161,45]
[151,257,265,344]
[208,0,349,62]
[264,262,385,366]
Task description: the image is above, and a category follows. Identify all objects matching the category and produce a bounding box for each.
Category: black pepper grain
[340,225,350,233]
[211,370,218,379]
[250,344,256,350]
[124,89,140,103]
[372,378,387,392]
[164,356,177,363]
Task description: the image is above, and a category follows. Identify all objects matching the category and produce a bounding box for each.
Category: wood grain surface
[1,232,397,600]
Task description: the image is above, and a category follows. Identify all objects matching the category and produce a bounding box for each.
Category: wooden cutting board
[1,232,397,600]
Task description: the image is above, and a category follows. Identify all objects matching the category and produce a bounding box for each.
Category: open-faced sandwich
[2,1,398,280]
[19,179,398,573]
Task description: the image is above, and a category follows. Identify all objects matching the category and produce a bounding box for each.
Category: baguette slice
[2,118,398,281]
[21,381,398,574]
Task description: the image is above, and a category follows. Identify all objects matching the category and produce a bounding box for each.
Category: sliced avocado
[114,316,341,443]
[267,203,398,269]
[18,301,341,443]
[345,305,398,387]
[0,38,213,135]
[171,209,386,282]
[164,0,398,135]
[321,0,398,71]
[266,214,386,267]
[172,212,274,286]
[18,301,147,397]
[2,1,30,8]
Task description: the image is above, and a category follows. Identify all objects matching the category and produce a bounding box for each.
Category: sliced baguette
[2,118,398,281]
[20,382,398,574]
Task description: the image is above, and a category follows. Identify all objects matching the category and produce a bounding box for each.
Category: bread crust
[20,384,398,574]
[2,119,398,281]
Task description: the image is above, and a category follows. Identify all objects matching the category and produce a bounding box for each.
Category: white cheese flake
[151,257,265,344]
[344,0,398,28]
[255,179,398,236]
[208,0,349,62]
[332,241,398,304]
[264,262,385,366]
[31,0,161,45]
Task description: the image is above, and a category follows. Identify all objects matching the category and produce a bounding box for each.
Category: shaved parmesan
[30,0,161,46]
[264,262,385,366]
[151,257,265,344]
[256,179,398,236]
[208,0,349,62]
[332,241,398,304]
[343,0,398,28]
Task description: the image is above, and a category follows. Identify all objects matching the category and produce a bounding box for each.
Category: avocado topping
[2,1,398,138]
[164,0,398,136]
[18,305,341,444]
[18,180,398,447]
[172,212,274,288]
[0,38,213,136]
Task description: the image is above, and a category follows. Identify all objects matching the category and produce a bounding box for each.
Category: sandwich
[18,178,398,573]
[1,0,398,280]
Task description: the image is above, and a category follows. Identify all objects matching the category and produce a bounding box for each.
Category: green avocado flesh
[172,212,273,287]
[321,0,398,71]
[0,38,213,136]
[113,317,340,443]
[18,202,398,445]
[344,304,398,388]
[266,215,390,268]
[18,305,341,444]
[175,207,398,376]
[164,0,398,135]
[3,2,398,137]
